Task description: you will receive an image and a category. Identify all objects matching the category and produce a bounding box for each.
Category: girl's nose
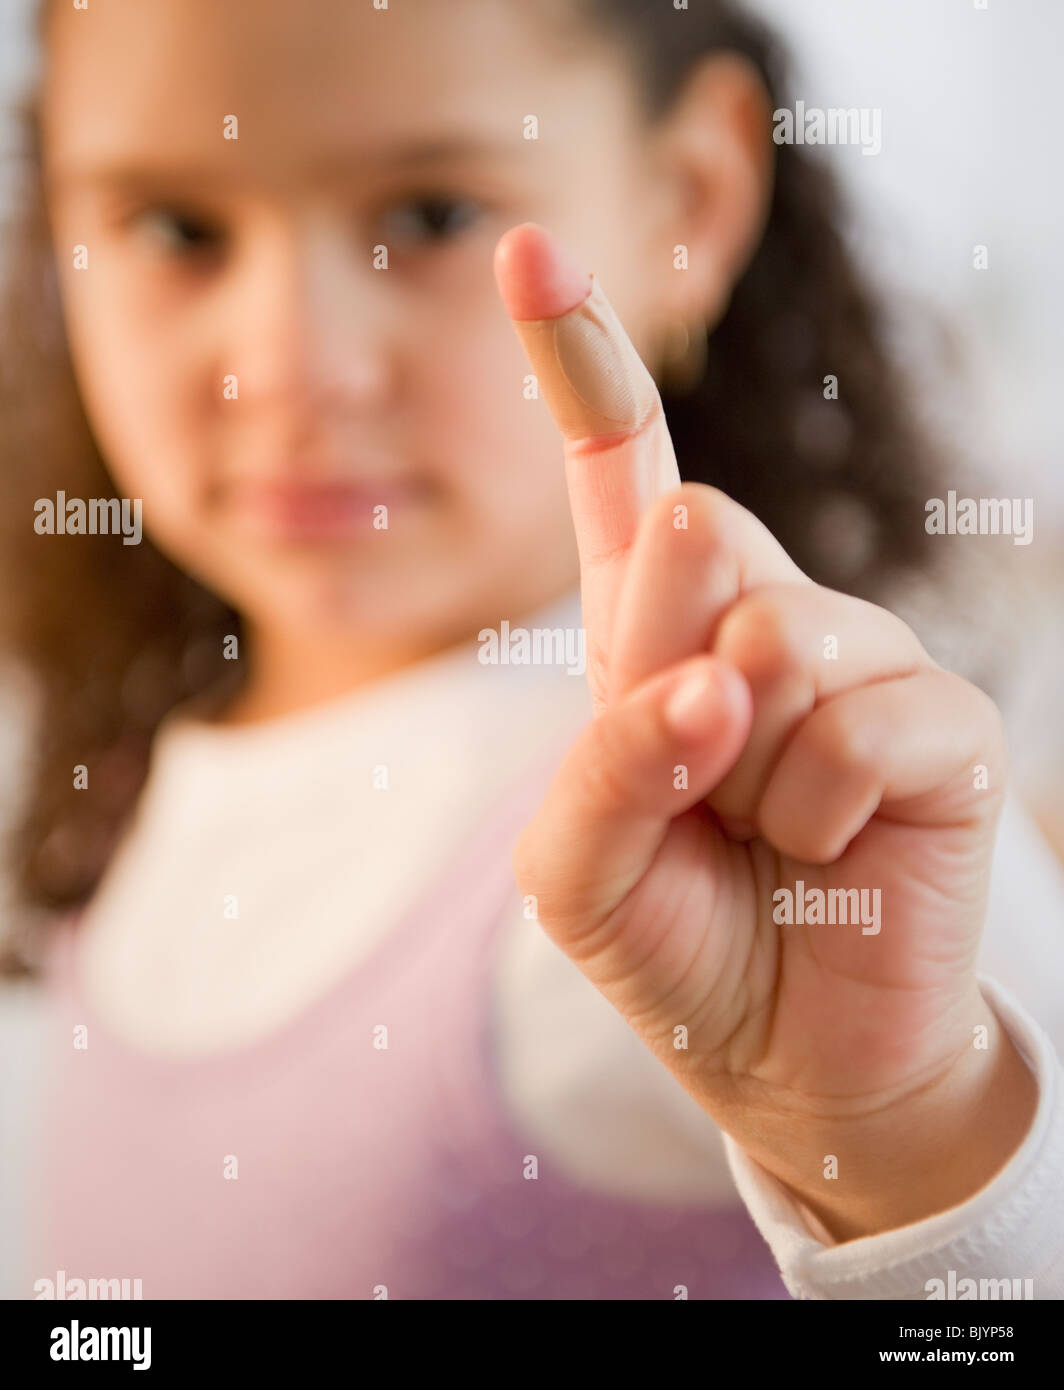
[220,217,394,413]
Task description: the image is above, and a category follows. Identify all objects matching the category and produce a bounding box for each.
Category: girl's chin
[227,565,460,632]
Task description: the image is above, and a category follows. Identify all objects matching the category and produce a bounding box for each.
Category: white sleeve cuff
[722,975,1064,1299]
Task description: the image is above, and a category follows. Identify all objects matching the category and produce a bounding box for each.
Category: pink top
[26,763,787,1300]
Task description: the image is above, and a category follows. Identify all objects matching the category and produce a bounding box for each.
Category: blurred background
[1,0,1061,1297]
[752,0,1064,856]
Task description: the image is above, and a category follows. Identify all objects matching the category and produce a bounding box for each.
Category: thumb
[514,654,752,931]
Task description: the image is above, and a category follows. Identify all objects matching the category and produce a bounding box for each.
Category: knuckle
[714,590,806,688]
[643,481,735,549]
[682,482,736,549]
[944,670,1010,776]
[963,671,1005,735]
[640,482,703,551]
[804,697,874,774]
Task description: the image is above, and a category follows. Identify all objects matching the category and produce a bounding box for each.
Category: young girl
[2,0,1062,1300]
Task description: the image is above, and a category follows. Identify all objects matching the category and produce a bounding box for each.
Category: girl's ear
[645,50,776,332]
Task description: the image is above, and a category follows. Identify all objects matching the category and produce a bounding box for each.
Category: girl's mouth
[226,478,430,539]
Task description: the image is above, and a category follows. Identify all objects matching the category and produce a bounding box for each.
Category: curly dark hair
[0,0,973,973]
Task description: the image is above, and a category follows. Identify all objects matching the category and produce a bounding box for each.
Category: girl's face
[38,0,713,661]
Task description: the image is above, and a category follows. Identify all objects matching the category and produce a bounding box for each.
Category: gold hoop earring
[656,317,707,396]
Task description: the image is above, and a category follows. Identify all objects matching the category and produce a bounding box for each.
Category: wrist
[724,995,1040,1242]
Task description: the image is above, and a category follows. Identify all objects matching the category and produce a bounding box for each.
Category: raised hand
[493,222,1038,1242]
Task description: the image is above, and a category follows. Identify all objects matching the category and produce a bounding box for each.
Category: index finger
[494,222,681,706]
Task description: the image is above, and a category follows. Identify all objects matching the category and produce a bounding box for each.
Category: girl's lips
[228,478,426,538]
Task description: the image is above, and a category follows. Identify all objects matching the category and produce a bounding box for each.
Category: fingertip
[664,657,752,744]
[494,222,592,322]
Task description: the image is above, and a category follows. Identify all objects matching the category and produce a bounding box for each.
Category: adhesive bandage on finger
[511,274,661,440]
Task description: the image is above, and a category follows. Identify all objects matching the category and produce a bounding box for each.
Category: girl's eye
[378,195,482,246]
[132,208,225,258]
